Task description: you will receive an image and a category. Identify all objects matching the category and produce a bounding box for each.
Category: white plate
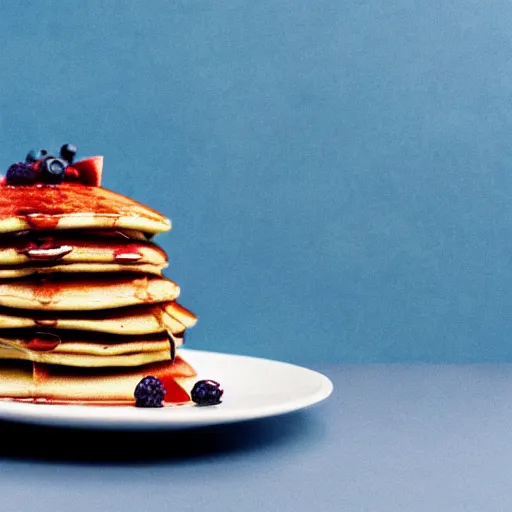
[0,349,333,429]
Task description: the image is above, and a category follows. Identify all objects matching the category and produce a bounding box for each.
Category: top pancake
[0,183,170,234]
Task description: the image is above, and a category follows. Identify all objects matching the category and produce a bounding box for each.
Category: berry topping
[41,157,68,184]
[60,143,78,163]
[71,156,103,186]
[134,376,166,408]
[191,380,223,406]
[5,162,37,185]
[2,144,102,187]
[26,149,47,163]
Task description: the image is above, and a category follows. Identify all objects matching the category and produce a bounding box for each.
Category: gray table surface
[2,364,512,512]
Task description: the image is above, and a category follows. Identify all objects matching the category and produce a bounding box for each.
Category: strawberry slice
[70,156,103,186]
[163,378,192,404]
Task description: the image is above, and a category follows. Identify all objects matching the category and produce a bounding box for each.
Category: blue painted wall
[1,0,511,363]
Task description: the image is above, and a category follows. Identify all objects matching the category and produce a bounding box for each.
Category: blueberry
[134,376,166,408]
[191,380,223,406]
[60,144,78,163]
[5,162,37,185]
[41,157,67,184]
[25,149,47,163]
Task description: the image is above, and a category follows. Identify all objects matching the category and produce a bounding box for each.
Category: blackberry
[191,380,223,406]
[5,162,37,185]
[134,376,166,408]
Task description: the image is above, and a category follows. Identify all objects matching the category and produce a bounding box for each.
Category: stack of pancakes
[0,170,198,405]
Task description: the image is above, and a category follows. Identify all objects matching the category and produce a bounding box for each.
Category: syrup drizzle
[17,236,73,261]
[22,332,61,352]
[113,245,143,263]
[24,214,60,230]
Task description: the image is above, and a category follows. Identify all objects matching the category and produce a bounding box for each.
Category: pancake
[0,356,196,403]
[0,302,193,335]
[0,329,181,367]
[0,262,164,278]
[0,343,170,367]
[164,301,198,328]
[0,183,171,234]
[0,147,201,407]
[0,273,180,310]
[0,232,167,273]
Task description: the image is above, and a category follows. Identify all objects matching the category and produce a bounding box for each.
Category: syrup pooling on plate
[0,143,218,407]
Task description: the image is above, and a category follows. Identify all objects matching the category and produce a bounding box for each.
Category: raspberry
[134,376,166,408]
[191,380,223,406]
